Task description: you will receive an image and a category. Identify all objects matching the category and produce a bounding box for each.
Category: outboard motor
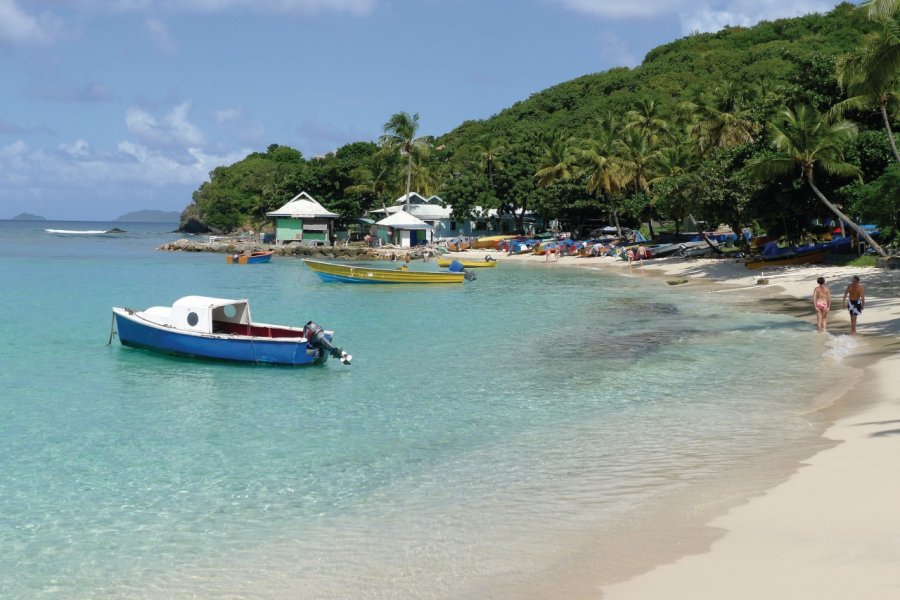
[304,321,352,364]
[447,259,475,281]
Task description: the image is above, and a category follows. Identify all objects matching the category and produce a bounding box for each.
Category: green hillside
[181,2,898,247]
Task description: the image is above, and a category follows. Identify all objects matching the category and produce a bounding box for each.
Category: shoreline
[448,249,900,598]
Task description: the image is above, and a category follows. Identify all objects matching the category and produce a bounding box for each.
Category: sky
[1,0,845,221]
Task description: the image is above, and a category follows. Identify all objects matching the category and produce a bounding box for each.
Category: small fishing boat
[304,259,472,283]
[472,234,516,249]
[226,251,274,264]
[436,257,497,268]
[111,296,351,365]
[743,248,830,270]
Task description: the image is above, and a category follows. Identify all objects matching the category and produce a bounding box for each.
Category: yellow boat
[436,258,497,268]
[303,259,470,284]
[472,235,516,249]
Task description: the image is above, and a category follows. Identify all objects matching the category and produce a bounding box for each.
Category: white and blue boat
[111,296,351,366]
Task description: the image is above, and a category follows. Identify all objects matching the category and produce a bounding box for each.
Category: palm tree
[477,137,505,189]
[613,128,657,194]
[749,105,887,256]
[579,144,629,236]
[624,98,670,143]
[534,134,579,188]
[835,5,900,162]
[380,112,430,211]
[347,150,397,215]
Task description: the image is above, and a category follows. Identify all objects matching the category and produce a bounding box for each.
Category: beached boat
[226,250,274,264]
[112,296,351,365]
[436,257,497,268]
[743,248,830,270]
[303,259,472,283]
[472,234,516,249]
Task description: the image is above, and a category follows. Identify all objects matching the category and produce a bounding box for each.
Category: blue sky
[1,0,842,221]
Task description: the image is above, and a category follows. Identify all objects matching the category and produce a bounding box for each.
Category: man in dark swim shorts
[842,275,865,335]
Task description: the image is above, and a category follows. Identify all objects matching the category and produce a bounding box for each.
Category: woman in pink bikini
[812,276,831,333]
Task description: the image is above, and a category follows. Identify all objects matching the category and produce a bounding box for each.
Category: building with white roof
[266,192,339,245]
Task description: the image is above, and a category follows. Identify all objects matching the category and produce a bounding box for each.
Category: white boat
[112,296,351,366]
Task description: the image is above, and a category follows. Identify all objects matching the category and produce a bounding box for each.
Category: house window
[450,221,457,230]
[475,221,487,230]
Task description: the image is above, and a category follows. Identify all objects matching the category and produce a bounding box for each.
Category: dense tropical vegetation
[182,2,899,250]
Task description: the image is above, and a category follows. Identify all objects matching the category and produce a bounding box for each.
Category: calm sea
[0,220,856,598]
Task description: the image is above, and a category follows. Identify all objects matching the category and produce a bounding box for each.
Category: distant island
[115,210,181,223]
[12,213,47,221]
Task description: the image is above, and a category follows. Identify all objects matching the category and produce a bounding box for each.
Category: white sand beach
[447,248,900,599]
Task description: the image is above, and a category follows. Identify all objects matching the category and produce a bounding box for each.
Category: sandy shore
[448,248,900,599]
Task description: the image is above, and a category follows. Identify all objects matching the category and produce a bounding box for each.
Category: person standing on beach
[813,276,831,333]
[842,275,865,335]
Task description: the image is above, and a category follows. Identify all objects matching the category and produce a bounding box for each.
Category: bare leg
[850,313,857,335]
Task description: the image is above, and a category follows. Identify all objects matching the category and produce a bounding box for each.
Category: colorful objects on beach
[226,251,274,264]
[111,296,351,365]
[303,259,473,284]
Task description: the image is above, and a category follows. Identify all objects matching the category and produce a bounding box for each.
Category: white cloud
[59,139,91,158]
[549,0,839,33]
[596,30,639,68]
[125,102,206,149]
[677,1,838,33]
[213,108,242,124]
[0,0,60,45]
[0,139,27,160]
[144,17,176,53]
[40,0,377,16]
[549,0,685,19]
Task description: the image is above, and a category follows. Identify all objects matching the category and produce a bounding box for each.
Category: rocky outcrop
[158,239,398,260]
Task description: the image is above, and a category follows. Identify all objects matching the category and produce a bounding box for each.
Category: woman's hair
[817,277,825,285]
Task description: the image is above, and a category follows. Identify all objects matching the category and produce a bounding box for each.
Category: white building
[375,210,433,247]
[266,192,338,245]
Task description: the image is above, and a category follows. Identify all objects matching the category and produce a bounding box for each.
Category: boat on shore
[303,259,472,283]
[226,250,274,264]
[436,257,497,268]
[743,248,830,269]
[112,296,351,365]
[472,234,516,249]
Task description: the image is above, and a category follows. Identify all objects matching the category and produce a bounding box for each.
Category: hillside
[181,3,897,243]
[12,213,47,221]
[437,2,872,148]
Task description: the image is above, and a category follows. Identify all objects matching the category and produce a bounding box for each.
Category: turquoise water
[0,221,853,598]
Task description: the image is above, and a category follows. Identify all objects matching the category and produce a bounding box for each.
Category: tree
[380,112,431,211]
[835,7,900,161]
[749,105,888,256]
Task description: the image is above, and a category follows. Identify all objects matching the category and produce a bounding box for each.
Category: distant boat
[436,257,497,268]
[226,251,274,264]
[303,259,472,284]
[112,295,351,366]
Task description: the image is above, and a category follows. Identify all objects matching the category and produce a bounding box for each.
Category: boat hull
[227,251,273,264]
[303,260,466,283]
[744,249,829,270]
[113,309,326,365]
[472,235,515,249]
[436,259,496,268]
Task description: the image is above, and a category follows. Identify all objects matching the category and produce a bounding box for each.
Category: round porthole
[187,312,199,326]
